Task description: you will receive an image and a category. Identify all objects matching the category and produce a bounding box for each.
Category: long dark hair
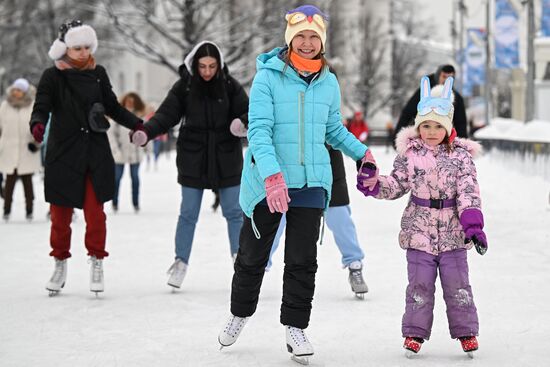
[191,43,222,81]
[190,43,226,99]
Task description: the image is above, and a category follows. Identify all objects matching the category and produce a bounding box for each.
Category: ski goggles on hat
[286,12,327,30]
[417,99,453,116]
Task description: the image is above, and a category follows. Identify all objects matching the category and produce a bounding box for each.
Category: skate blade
[405,350,417,359]
[291,355,311,365]
[46,282,65,296]
[91,290,104,298]
[354,292,366,300]
[218,336,234,350]
[467,351,474,359]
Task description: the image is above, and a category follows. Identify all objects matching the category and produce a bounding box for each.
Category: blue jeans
[268,205,364,268]
[113,163,140,207]
[153,140,162,162]
[175,185,243,264]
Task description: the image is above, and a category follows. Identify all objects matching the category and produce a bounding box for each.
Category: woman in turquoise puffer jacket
[218,5,378,363]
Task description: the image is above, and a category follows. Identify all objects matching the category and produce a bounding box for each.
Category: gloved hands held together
[130,123,149,147]
[356,149,379,196]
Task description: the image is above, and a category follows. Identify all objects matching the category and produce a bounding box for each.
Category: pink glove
[229,118,247,137]
[358,150,378,190]
[130,123,149,146]
[265,172,291,213]
[32,123,45,143]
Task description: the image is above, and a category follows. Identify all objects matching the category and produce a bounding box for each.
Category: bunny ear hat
[414,76,455,136]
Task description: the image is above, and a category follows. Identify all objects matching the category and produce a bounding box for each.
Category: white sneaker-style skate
[167,259,187,289]
[89,256,104,295]
[348,261,369,299]
[218,314,250,349]
[286,326,314,365]
[46,258,67,296]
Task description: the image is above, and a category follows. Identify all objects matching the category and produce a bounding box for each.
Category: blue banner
[494,0,519,69]
[463,28,486,97]
[542,0,550,36]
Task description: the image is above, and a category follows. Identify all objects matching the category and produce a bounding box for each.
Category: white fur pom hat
[48,20,98,60]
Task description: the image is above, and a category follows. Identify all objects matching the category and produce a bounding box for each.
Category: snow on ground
[1,146,549,367]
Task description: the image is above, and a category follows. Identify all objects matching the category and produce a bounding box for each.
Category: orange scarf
[55,55,97,71]
[289,51,322,74]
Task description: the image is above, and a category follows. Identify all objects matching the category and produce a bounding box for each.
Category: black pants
[231,205,322,329]
[3,171,34,215]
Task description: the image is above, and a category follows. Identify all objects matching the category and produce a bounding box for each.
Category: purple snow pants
[402,249,479,340]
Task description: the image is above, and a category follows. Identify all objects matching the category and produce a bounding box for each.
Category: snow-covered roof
[474,118,550,143]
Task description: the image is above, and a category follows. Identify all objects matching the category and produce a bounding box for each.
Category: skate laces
[350,268,364,284]
[89,257,103,282]
[224,316,247,337]
[288,326,309,346]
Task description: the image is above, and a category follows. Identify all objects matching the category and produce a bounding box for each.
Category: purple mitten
[356,180,380,197]
[460,208,488,255]
[358,162,379,188]
[357,162,380,197]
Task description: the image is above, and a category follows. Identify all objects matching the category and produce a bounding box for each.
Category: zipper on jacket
[298,91,305,165]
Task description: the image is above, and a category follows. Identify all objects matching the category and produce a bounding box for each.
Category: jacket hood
[182,40,225,76]
[395,126,482,158]
[256,47,286,72]
[5,85,36,108]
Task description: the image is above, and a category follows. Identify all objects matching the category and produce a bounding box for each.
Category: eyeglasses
[58,20,82,39]
[286,12,326,30]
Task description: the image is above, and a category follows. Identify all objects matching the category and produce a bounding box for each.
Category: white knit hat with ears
[48,22,98,60]
[414,77,455,136]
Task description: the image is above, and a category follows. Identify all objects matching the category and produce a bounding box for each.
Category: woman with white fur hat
[0,78,40,221]
[30,20,143,297]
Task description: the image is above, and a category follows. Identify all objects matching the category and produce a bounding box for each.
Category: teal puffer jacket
[240,47,368,217]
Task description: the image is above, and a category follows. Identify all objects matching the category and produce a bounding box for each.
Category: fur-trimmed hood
[5,85,36,108]
[395,126,482,158]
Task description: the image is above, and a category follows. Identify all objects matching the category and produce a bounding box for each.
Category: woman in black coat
[130,41,249,289]
[30,21,142,296]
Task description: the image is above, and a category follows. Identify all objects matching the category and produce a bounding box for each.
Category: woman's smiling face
[291,30,322,59]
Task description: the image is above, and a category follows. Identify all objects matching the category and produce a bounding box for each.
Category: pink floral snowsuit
[375,126,483,340]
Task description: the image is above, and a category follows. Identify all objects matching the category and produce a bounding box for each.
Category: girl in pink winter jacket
[357,76,487,358]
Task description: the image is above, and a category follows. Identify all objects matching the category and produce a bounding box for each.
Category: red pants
[49,176,108,260]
